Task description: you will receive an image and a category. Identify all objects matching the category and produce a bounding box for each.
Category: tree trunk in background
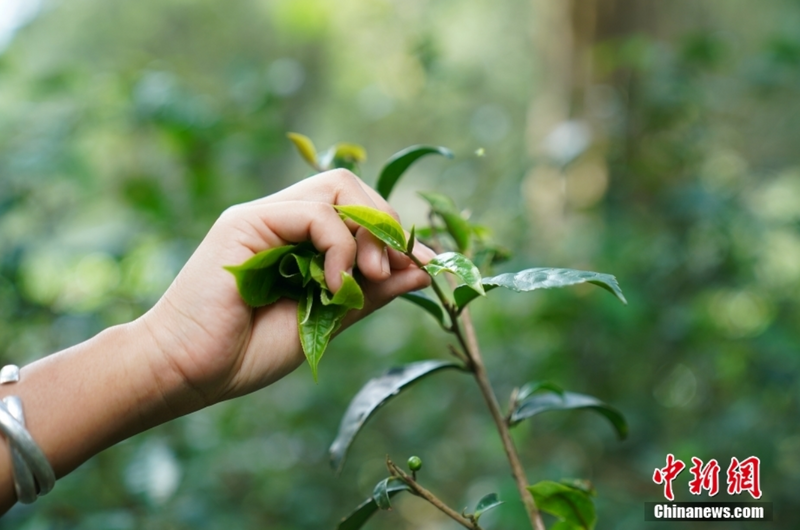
[523,0,653,258]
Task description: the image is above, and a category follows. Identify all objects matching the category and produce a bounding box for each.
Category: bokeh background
[1,0,798,528]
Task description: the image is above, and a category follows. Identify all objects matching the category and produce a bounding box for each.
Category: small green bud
[407,456,423,472]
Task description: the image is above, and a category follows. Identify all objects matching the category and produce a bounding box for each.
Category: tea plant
[226,134,629,530]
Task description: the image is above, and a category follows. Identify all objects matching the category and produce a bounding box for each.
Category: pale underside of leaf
[329,360,463,472]
[473,492,504,520]
[454,267,627,310]
[336,478,412,530]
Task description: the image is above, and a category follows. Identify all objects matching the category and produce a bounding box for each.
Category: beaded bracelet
[0,365,55,503]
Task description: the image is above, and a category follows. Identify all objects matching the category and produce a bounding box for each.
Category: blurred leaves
[527,481,596,530]
[4,0,800,529]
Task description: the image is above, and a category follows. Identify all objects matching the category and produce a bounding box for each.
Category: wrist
[134,307,215,419]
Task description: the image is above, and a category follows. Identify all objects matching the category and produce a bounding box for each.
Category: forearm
[0,319,191,513]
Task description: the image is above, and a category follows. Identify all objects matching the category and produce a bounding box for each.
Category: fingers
[222,201,356,291]
[337,265,432,332]
[224,168,434,289]
[356,228,391,281]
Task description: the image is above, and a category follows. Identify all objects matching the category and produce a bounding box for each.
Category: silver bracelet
[0,365,55,503]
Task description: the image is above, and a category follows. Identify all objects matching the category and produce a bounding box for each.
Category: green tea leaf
[407,225,416,256]
[372,478,394,510]
[510,390,628,440]
[336,478,412,530]
[560,479,596,496]
[423,252,484,296]
[309,253,327,289]
[414,226,433,239]
[400,290,446,328]
[298,290,347,382]
[473,493,504,520]
[417,191,471,253]
[453,267,627,310]
[329,361,464,472]
[320,271,365,310]
[516,381,564,402]
[298,287,314,325]
[527,481,596,530]
[376,145,453,199]
[287,132,320,170]
[278,246,316,286]
[334,205,407,252]
[223,245,297,307]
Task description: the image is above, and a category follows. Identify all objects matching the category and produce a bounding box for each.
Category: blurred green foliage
[1,1,799,529]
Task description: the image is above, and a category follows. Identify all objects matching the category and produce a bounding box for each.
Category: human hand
[137,169,434,413]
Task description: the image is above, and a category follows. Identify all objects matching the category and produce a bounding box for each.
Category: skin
[0,169,435,514]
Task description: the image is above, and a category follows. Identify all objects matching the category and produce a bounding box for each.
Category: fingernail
[381,247,390,275]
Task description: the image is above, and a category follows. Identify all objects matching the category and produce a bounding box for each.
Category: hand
[138,169,434,411]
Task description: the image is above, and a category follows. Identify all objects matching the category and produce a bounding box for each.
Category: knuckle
[219,204,246,222]
[316,168,357,188]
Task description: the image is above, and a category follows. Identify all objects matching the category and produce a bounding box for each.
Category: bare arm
[0,169,433,513]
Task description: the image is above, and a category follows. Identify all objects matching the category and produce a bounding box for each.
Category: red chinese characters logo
[688,457,720,496]
[653,455,762,500]
[727,456,762,499]
[653,453,686,501]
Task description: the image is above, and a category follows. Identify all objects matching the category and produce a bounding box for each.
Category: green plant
[226,133,629,530]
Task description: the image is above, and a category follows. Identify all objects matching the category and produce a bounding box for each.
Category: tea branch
[408,251,546,530]
[386,458,483,530]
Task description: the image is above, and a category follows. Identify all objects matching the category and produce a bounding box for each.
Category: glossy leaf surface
[376,145,453,199]
[454,267,627,310]
[329,360,463,472]
[335,205,407,252]
[423,252,484,296]
[298,291,347,382]
[336,478,411,530]
[510,390,628,440]
[527,481,596,530]
[417,191,471,253]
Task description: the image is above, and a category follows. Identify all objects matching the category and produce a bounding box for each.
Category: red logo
[688,457,721,496]
[653,455,762,500]
[653,453,686,501]
[727,456,762,499]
